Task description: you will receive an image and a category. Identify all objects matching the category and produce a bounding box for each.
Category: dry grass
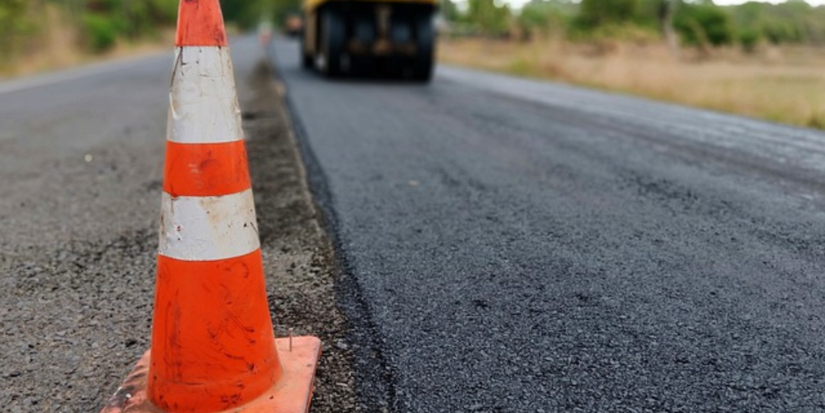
[438,38,825,129]
[1,5,173,80]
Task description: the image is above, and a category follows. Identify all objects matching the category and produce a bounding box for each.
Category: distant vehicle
[300,0,437,81]
[285,14,304,37]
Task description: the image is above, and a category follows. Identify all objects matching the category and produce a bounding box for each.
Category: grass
[438,37,825,130]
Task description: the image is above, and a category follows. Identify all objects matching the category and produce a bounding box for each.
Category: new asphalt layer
[3,34,825,412]
[272,37,825,412]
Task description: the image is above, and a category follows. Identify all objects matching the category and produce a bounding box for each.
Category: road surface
[0,38,354,413]
[272,37,825,412]
[2,34,825,413]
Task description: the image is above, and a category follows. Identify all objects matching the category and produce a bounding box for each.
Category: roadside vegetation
[439,0,825,129]
[3,0,823,129]
[0,0,293,77]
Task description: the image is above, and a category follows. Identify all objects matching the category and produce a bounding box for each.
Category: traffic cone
[100,1,321,412]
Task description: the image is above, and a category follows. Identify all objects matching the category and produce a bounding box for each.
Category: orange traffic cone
[100,1,321,412]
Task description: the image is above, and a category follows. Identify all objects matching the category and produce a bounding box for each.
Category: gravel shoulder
[0,39,355,413]
[243,57,357,413]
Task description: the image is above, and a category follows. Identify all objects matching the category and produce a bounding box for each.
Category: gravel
[0,38,356,413]
[243,58,357,413]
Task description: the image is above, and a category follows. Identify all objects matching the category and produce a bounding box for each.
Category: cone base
[101,336,322,413]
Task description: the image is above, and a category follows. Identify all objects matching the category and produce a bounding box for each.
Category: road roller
[300,0,437,80]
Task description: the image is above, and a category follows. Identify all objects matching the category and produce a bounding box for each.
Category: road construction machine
[300,0,437,80]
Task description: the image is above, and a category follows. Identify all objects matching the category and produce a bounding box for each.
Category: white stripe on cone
[168,47,243,144]
[159,189,260,261]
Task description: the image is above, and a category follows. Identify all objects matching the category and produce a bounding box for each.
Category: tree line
[0,0,288,63]
[444,0,825,50]
[3,0,823,64]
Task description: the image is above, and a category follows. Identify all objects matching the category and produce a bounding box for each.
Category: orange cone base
[101,336,322,413]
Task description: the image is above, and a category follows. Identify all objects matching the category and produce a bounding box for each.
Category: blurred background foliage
[0,0,299,64]
[1,0,824,64]
[444,0,825,50]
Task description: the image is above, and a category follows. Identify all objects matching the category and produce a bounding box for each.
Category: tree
[0,0,33,61]
[674,1,735,47]
[579,0,638,28]
[659,0,678,56]
[516,0,574,37]
[220,0,301,30]
[466,0,511,36]
[441,0,460,23]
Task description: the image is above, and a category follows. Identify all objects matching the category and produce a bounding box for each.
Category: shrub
[674,2,735,47]
[0,0,37,61]
[738,28,760,52]
[82,13,118,52]
[578,0,639,28]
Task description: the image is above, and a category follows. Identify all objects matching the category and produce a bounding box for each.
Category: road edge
[266,43,399,413]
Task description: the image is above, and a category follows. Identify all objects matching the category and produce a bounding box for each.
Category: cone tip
[175,0,228,47]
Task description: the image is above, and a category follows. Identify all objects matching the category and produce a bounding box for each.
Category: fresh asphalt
[272,37,825,412]
[2,34,824,412]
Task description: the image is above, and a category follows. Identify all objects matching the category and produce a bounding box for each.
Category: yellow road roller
[300,0,437,80]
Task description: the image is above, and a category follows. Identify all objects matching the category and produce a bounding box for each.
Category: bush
[738,28,760,52]
[466,0,512,37]
[762,21,802,45]
[0,0,37,61]
[149,0,179,23]
[82,13,118,52]
[517,0,574,36]
[674,2,735,47]
[578,0,639,28]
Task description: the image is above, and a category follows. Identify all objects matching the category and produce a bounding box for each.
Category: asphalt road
[0,46,173,412]
[272,37,825,412]
[0,38,358,413]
